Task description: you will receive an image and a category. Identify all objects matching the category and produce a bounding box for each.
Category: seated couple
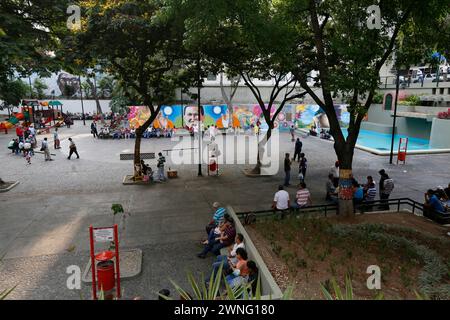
[209,238,259,295]
[425,189,449,215]
[273,184,312,213]
[198,204,235,259]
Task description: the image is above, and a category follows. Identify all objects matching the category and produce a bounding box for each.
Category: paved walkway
[0,121,449,299]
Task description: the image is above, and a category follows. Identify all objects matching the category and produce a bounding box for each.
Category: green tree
[33,79,48,99]
[280,0,449,215]
[61,0,192,178]
[0,1,69,83]
[183,0,307,173]
[0,79,28,112]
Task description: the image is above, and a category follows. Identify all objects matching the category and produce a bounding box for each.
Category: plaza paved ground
[0,121,449,299]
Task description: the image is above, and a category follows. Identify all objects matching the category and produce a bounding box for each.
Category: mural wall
[126,104,350,131]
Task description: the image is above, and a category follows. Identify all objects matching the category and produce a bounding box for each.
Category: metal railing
[379,75,450,89]
[236,198,428,222]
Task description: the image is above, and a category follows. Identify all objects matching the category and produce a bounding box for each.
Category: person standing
[67,138,80,160]
[91,121,98,138]
[41,138,53,161]
[284,153,291,187]
[379,169,394,210]
[289,125,295,142]
[29,124,36,137]
[157,152,166,181]
[293,138,303,161]
[329,161,340,186]
[53,128,61,149]
[299,153,308,181]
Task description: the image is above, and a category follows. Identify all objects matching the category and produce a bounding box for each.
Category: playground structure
[0,100,68,132]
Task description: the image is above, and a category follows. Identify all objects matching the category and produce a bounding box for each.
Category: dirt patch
[247,212,450,300]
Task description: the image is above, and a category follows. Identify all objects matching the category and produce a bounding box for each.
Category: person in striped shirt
[205,202,227,235]
[365,183,377,202]
[291,182,312,209]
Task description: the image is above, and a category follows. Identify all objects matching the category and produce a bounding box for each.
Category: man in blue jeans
[197,218,236,258]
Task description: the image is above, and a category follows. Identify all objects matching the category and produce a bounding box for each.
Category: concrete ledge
[227,206,284,300]
[0,181,19,193]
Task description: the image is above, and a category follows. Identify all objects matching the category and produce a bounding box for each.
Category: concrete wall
[366,104,432,140]
[0,99,112,115]
[430,118,450,148]
[227,206,283,300]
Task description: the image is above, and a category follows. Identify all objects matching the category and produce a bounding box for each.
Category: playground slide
[0,112,25,130]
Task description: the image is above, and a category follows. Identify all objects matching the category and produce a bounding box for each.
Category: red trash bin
[398,151,406,162]
[97,260,115,292]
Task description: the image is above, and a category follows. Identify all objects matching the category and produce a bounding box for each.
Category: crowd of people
[7,123,80,164]
[197,202,259,296]
[273,135,399,215]
[89,121,174,140]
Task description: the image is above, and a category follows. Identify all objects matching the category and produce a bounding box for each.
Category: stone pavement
[0,121,449,299]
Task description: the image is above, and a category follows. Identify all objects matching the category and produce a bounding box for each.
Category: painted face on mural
[183,106,203,129]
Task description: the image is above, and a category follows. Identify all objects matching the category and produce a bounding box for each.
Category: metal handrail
[236,198,427,220]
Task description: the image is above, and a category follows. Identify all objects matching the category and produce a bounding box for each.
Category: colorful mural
[126,104,350,131]
[294,104,350,129]
[127,106,151,129]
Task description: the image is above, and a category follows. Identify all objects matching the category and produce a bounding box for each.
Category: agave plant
[320,276,385,300]
[159,264,293,300]
[320,276,354,300]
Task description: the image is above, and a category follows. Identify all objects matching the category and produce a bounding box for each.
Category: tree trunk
[133,105,160,179]
[250,127,272,174]
[336,150,355,217]
[133,129,143,179]
[87,78,105,124]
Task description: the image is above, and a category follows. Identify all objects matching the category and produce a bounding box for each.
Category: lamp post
[79,76,86,125]
[197,55,203,177]
[389,71,400,165]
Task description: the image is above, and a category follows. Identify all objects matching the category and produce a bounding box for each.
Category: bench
[120,153,155,161]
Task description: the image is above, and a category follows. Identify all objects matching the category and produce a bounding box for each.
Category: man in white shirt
[273,185,290,211]
[41,138,53,161]
[29,125,36,136]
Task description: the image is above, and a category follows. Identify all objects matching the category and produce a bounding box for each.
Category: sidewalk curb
[0,181,19,193]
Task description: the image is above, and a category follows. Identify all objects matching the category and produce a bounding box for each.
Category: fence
[236,198,449,225]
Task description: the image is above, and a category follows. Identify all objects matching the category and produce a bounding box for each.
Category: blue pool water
[342,129,430,151]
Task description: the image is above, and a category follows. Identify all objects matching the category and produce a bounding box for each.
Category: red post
[114,224,121,299]
[89,225,97,300]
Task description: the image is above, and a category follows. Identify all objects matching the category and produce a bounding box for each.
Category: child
[25,150,31,165]
[299,153,307,181]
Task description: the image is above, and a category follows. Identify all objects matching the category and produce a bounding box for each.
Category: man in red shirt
[16,126,23,141]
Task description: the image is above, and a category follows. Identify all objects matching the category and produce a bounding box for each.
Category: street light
[197,55,203,177]
[389,70,400,165]
[79,76,86,125]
